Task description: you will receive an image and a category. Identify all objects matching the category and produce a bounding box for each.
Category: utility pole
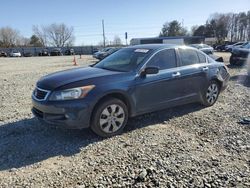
[102,19,106,47]
[125,32,128,45]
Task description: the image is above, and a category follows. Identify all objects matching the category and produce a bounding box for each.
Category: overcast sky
[0,0,249,45]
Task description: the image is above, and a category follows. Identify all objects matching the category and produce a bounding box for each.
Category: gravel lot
[0,53,249,187]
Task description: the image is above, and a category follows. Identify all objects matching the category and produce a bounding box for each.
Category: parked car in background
[38,49,49,56]
[215,44,227,52]
[64,49,75,55]
[23,52,33,57]
[0,51,7,57]
[229,42,250,65]
[93,47,121,60]
[32,44,230,137]
[215,42,236,52]
[93,47,112,59]
[225,42,245,52]
[189,44,214,55]
[50,48,63,56]
[190,44,223,62]
[92,48,99,54]
[9,50,21,57]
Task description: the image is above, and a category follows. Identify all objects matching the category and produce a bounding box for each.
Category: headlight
[49,85,95,101]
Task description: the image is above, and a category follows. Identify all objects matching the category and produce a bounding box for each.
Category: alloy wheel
[206,83,219,105]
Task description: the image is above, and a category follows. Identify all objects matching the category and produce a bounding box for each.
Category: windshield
[243,43,250,49]
[190,44,200,49]
[94,48,151,72]
[241,42,249,47]
[234,42,243,46]
[101,48,111,52]
[202,44,211,48]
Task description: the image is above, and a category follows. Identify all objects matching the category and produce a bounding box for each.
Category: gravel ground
[0,53,249,187]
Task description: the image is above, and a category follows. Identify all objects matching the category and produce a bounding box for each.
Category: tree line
[0,23,123,48]
[0,23,75,48]
[160,10,250,43]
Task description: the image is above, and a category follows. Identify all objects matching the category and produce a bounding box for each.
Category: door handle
[172,72,181,78]
[202,67,209,71]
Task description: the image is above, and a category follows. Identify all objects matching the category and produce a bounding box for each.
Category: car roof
[126,44,180,50]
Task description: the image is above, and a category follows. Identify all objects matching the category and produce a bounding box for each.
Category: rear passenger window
[197,51,206,63]
[147,49,177,70]
[179,48,199,66]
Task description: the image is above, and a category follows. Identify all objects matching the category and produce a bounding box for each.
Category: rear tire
[90,98,128,137]
[201,81,220,107]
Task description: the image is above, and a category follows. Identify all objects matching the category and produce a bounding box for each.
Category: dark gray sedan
[32,44,230,137]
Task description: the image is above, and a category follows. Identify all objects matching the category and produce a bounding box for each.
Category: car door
[176,48,209,100]
[134,48,184,113]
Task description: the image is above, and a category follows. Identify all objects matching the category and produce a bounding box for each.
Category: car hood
[37,67,125,90]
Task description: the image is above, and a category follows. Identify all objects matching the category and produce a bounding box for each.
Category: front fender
[91,89,137,117]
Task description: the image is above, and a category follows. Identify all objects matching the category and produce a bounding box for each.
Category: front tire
[229,56,236,65]
[90,98,128,137]
[201,81,220,107]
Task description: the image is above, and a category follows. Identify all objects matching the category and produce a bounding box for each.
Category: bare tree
[32,23,74,47]
[98,37,109,47]
[0,27,20,47]
[112,35,122,46]
[32,25,48,46]
[17,37,31,46]
[46,23,74,47]
[247,11,250,40]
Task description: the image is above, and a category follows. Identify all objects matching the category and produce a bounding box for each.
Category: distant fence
[0,46,99,56]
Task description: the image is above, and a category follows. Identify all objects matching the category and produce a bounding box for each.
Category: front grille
[33,87,50,101]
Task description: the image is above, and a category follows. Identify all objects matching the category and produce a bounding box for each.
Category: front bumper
[32,97,92,129]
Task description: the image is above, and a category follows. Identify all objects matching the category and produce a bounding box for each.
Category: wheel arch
[90,91,135,122]
[210,76,223,91]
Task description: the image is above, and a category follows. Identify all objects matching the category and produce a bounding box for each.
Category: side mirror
[141,66,159,76]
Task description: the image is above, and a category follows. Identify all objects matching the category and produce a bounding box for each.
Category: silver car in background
[9,50,21,57]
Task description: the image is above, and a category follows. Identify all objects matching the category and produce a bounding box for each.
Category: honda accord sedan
[32,44,230,137]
